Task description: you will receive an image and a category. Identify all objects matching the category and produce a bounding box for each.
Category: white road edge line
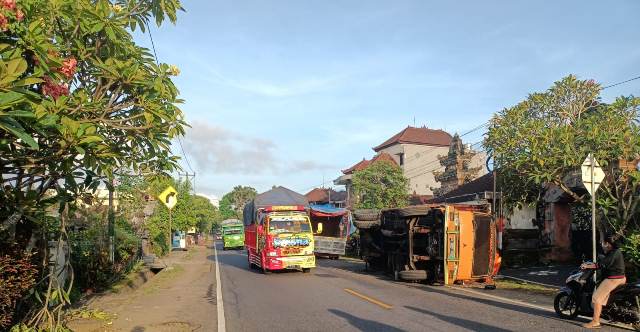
[214,243,226,332]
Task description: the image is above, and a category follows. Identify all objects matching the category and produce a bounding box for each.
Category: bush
[0,248,37,329]
[69,214,140,292]
[621,232,640,281]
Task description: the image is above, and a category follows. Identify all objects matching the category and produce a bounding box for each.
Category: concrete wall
[470,151,489,177]
[378,143,449,195]
[506,206,537,230]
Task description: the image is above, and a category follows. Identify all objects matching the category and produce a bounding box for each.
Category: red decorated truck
[243,187,319,273]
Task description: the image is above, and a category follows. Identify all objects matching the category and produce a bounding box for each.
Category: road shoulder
[66,244,218,332]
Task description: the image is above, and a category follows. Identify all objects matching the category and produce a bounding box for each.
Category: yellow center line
[344,288,393,310]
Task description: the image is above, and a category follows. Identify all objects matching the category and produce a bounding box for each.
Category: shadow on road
[328,309,405,332]
[419,286,554,318]
[207,248,309,276]
[404,306,511,332]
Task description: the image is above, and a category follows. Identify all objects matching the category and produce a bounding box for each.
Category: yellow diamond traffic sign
[158,186,178,210]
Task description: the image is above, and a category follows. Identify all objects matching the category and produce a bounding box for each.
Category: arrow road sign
[581,154,605,195]
[158,186,178,210]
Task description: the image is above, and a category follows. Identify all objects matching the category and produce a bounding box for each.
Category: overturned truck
[355,204,499,286]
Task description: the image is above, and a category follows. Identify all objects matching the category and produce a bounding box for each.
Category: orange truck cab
[243,187,317,273]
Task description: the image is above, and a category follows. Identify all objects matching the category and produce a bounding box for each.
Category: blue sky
[137,0,640,198]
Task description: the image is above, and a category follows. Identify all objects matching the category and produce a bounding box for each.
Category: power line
[401,123,488,165]
[177,136,195,173]
[404,73,640,171]
[147,28,159,66]
[342,74,640,191]
[406,140,484,180]
[602,75,640,90]
[147,27,196,178]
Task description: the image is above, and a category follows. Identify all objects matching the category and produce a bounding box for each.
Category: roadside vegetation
[351,160,409,209]
[485,75,640,272]
[0,0,188,330]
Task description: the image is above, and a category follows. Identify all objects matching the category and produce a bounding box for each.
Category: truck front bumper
[265,255,315,270]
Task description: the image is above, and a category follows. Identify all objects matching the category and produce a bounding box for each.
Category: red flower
[42,77,69,99]
[15,8,23,21]
[0,13,7,31]
[1,0,15,10]
[60,57,77,79]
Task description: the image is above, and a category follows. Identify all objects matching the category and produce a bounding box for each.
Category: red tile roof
[373,126,453,152]
[342,158,370,175]
[305,188,347,203]
[341,152,398,174]
[305,188,329,202]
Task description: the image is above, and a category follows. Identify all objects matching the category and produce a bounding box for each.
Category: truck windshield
[224,227,243,235]
[268,219,311,234]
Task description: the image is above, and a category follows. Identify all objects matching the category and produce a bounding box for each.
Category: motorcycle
[345,234,360,258]
[554,262,640,329]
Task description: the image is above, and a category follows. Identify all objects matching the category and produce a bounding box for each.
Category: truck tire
[354,219,381,229]
[302,268,311,273]
[353,209,381,221]
[399,270,428,281]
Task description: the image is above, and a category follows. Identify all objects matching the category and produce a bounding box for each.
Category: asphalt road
[215,243,624,332]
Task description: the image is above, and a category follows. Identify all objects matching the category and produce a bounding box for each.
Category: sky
[135,0,640,199]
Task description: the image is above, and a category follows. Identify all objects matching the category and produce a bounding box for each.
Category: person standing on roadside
[581,234,626,329]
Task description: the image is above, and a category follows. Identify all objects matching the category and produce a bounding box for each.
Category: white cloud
[180,121,335,175]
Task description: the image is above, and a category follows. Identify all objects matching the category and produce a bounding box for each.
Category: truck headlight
[267,251,277,257]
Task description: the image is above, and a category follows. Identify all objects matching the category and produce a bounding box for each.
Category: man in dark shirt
[581,234,626,329]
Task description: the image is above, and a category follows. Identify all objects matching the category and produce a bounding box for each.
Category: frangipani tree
[485,75,640,239]
[0,0,185,329]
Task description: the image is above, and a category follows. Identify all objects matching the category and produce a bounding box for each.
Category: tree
[219,185,257,220]
[352,160,409,209]
[192,195,218,234]
[147,177,218,254]
[485,75,640,238]
[0,0,185,329]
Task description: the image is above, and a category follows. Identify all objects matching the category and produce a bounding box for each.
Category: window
[398,153,404,166]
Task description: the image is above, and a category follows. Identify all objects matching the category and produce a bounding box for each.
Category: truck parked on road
[309,204,351,259]
[355,204,500,286]
[243,186,319,273]
[221,219,245,250]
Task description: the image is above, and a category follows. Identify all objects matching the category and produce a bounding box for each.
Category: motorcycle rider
[581,234,626,329]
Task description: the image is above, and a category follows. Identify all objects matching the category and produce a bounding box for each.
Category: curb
[496,274,561,290]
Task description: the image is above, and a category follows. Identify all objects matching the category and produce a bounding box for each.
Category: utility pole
[108,177,115,264]
[178,172,196,194]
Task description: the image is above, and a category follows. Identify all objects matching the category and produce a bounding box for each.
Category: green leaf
[0,119,39,149]
[79,136,103,144]
[0,91,25,106]
[6,58,27,76]
[13,77,44,87]
[2,110,36,118]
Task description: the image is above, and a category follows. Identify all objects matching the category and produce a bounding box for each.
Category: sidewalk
[499,264,576,288]
[66,244,217,332]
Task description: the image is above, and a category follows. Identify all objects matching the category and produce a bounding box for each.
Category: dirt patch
[69,244,217,331]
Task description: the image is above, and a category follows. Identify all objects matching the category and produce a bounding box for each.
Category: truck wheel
[247,256,255,270]
[353,209,381,221]
[302,268,311,273]
[399,270,428,281]
[262,267,271,274]
[353,219,381,229]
